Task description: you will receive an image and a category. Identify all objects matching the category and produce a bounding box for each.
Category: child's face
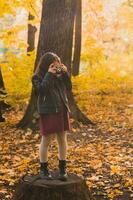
[53,60,61,66]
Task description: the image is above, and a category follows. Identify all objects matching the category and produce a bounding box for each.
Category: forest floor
[0,91,133,200]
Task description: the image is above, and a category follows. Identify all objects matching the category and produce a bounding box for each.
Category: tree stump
[13,170,93,200]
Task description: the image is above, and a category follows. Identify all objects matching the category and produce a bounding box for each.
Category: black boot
[58,159,68,181]
[39,161,53,180]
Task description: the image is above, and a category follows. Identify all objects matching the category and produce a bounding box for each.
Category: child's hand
[60,64,68,73]
[48,63,57,74]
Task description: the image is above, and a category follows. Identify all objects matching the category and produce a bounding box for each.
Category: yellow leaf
[111,165,121,174]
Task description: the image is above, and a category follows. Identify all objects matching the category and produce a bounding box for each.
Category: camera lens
[56,66,62,73]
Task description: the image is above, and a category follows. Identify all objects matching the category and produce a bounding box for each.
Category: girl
[32,52,72,181]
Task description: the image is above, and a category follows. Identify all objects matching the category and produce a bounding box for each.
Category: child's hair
[34,52,61,78]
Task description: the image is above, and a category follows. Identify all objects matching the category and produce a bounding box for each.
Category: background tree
[0,67,8,122]
[27,13,37,53]
[72,0,82,76]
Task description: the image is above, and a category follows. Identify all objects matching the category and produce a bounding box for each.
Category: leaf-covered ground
[0,92,133,200]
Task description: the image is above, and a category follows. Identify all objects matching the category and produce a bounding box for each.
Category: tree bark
[72,0,82,76]
[17,0,93,129]
[13,171,93,200]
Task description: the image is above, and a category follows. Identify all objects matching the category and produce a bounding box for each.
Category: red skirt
[39,102,71,135]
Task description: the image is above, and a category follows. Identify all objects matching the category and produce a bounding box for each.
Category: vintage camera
[56,66,63,74]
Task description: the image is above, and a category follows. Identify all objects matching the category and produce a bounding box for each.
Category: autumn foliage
[0,0,133,200]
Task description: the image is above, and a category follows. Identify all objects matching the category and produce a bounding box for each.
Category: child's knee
[42,135,51,147]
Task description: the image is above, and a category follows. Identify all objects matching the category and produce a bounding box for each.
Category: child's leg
[39,134,52,162]
[56,131,68,160]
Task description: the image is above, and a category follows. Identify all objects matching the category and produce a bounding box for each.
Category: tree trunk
[17,0,93,130]
[13,171,93,200]
[72,0,82,76]
[0,67,11,122]
[27,13,37,53]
